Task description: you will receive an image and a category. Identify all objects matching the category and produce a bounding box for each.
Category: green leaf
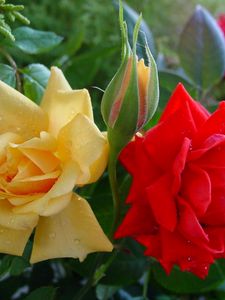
[159,70,196,109]
[23,287,57,300]
[114,1,156,59]
[153,259,225,294]
[0,255,13,276]
[101,239,147,286]
[10,256,29,276]
[96,284,119,300]
[13,27,63,54]
[22,63,50,103]
[0,63,16,87]
[178,5,225,90]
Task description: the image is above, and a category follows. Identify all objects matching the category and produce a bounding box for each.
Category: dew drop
[49,232,56,239]
[16,127,21,132]
[187,256,192,262]
[187,240,191,244]
[73,238,80,244]
[204,266,208,271]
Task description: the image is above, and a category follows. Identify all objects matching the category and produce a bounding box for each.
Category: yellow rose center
[0,131,61,207]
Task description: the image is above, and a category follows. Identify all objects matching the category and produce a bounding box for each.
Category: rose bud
[101,5,159,154]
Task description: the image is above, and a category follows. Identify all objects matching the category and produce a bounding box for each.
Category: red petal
[177,197,209,244]
[189,134,225,161]
[172,137,191,194]
[160,228,214,278]
[160,83,210,128]
[146,173,177,231]
[192,105,225,147]
[120,135,161,204]
[201,188,225,226]
[181,164,211,217]
[144,101,196,169]
[114,200,156,239]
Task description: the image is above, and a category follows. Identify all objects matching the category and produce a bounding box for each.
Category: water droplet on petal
[187,256,192,262]
[73,238,80,244]
[187,240,191,244]
[16,127,21,132]
[49,232,56,239]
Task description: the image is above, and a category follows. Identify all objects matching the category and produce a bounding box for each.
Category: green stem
[143,268,151,299]
[73,250,119,300]
[0,47,22,92]
[108,149,121,239]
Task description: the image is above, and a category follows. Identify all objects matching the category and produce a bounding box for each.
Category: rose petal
[181,164,211,217]
[115,200,156,239]
[13,159,43,181]
[160,228,214,278]
[178,197,209,244]
[201,188,225,226]
[7,170,60,195]
[30,193,113,263]
[46,90,94,137]
[192,104,225,147]
[0,132,21,164]
[120,135,161,203]
[0,80,48,139]
[41,67,93,137]
[160,83,210,128]
[146,173,177,231]
[12,161,79,215]
[41,66,71,112]
[18,148,60,174]
[144,100,196,169]
[0,200,38,230]
[58,113,108,184]
[0,225,33,256]
[14,131,57,151]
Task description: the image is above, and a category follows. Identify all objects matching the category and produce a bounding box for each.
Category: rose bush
[0,66,112,263]
[115,84,225,278]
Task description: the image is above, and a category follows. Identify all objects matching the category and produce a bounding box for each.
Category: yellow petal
[30,193,113,263]
[8,193,45,206]
[11,131,59,174]
[7,170,60,195]
[18,148,60,173]
[41,66,93,137]
[13,161,79,215]
[13,159,43,181]
[0,200,38,230]
[39,192,72,217]
[14,131,57,151]
[58,114,108,184]
[0,132,21,164]
[46,89,94,137]
[0,225,33,256]
[0,80,48,139]
[41,66,71,112]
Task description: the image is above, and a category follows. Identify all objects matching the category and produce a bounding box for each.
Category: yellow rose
[0,66,113,263]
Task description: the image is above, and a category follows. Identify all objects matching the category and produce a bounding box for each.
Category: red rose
[218,14,225,37]
[115,84,225,278]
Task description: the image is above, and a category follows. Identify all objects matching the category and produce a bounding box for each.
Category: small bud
[101,1,159,153]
